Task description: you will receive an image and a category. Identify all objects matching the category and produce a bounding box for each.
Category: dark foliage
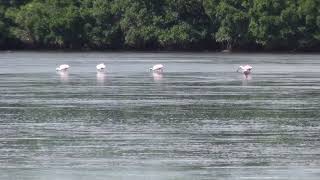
[0,0,319,51]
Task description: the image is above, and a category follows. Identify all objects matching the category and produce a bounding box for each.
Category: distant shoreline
[1,49,320,54]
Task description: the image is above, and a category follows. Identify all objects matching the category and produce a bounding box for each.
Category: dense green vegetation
[0,0,319,51]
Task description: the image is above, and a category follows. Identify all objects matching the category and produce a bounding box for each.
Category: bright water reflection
[0,52,320,179]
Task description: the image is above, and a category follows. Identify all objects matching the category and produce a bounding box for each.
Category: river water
[0,52,319,180]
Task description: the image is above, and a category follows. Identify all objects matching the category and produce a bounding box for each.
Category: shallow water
[0,52,320,180]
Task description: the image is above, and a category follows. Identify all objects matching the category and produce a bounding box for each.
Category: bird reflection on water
[96,71,107,85]
[241,74,252,86]
[152,72,163,82]
[57,71,69,83]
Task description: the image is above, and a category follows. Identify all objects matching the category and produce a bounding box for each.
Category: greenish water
[0,52,319,180]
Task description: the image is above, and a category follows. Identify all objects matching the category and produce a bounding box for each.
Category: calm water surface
[0,52,320,180]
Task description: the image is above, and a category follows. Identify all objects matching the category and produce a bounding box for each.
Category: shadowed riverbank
[1,1,320,52]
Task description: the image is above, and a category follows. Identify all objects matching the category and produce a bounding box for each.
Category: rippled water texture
[0,52,320,180]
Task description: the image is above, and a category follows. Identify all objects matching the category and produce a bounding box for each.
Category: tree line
[0,0,319,51]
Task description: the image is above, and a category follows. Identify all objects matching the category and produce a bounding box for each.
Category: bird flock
[56,63,253,79]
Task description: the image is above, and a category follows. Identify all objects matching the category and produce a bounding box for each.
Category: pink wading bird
[96,63,107,85]
[56,64,70,82]
[96,63,106,72]
[56,64,70,71]
[150,64,164,73]
[237,64,253,79]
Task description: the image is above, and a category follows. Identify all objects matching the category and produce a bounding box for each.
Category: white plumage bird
[150,64,164,72]
[237,64,253,79]
[56,64,70,71]
[96,63,106,71]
